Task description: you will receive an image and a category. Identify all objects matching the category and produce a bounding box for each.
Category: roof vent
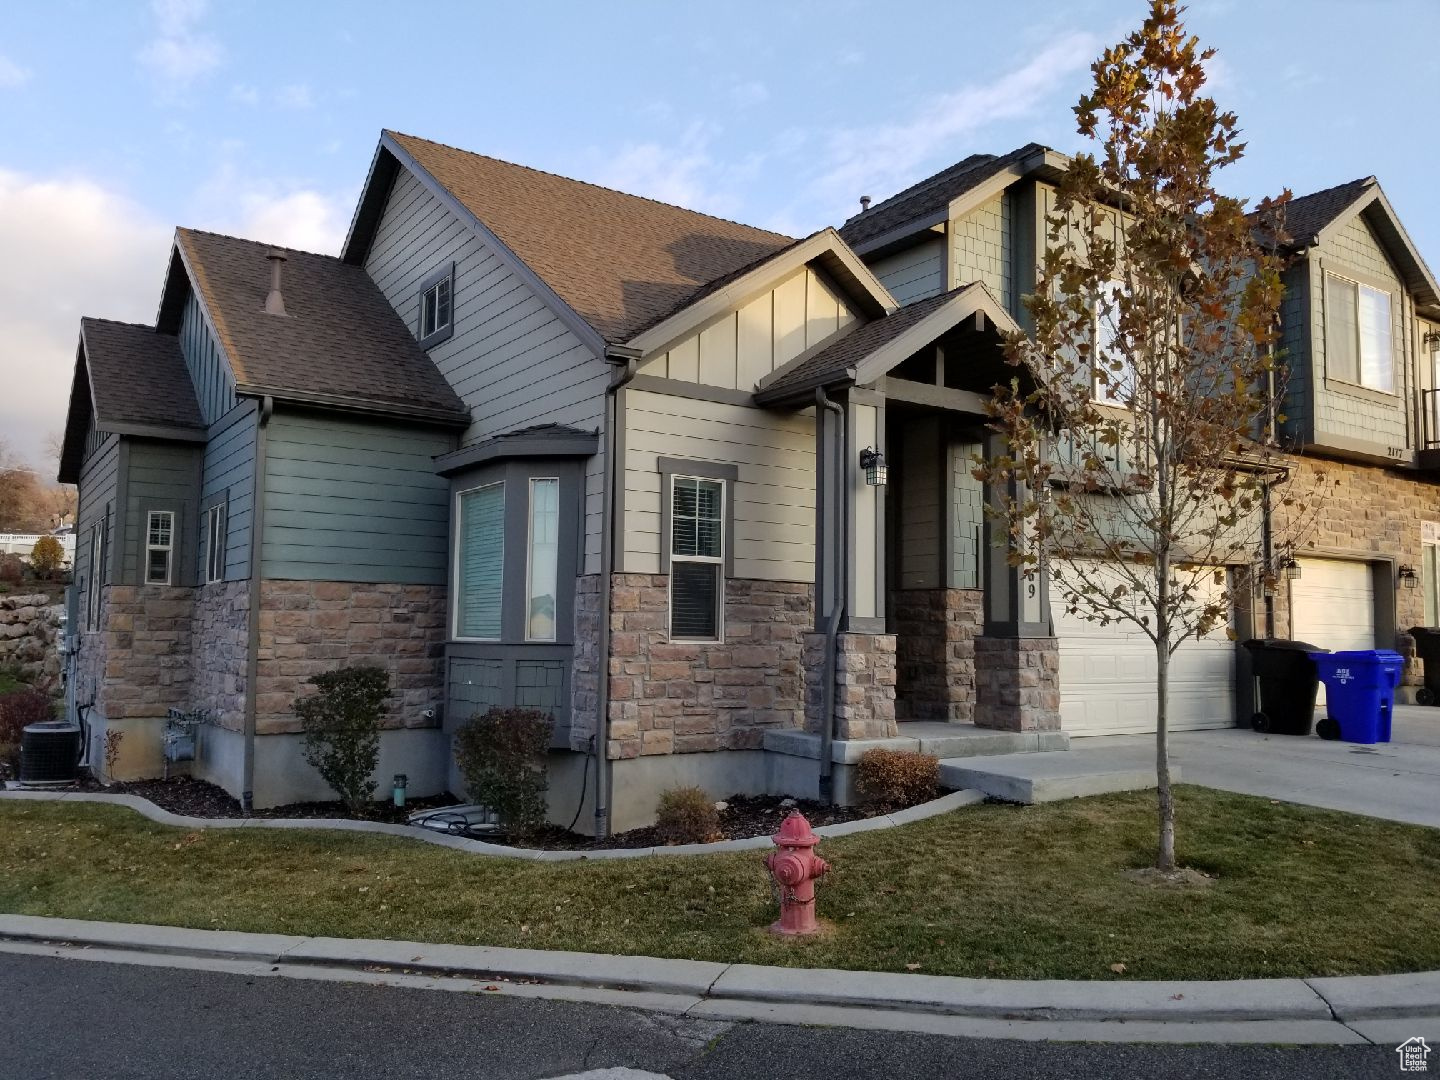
[264,250,288,316]
[859,195,872,212]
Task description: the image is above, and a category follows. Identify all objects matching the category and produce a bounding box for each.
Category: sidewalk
[2,913,1436,1046]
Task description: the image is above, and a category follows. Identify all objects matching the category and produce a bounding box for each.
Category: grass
[2,786,1438,980]
[0,671,21,695]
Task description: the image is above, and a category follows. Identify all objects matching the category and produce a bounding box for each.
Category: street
[0,952,1398,1079]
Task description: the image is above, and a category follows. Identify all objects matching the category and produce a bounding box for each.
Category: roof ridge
[386,129,794,243]
[175,225,343,262]
[81,316,163,332]
[1287,175,1376,205]
[855,141,1051,220]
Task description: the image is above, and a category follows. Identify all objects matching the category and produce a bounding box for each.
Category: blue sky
[3,0,1438,472]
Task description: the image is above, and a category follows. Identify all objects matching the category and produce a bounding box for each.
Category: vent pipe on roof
[859,195,872,212]
[264,250,288,316]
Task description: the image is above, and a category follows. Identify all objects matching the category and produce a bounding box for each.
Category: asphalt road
[0,952,1399,1079]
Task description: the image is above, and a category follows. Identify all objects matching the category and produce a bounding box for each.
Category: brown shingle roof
[839,144,1049,250]
[1250,176,1375,248]
[387,131,795,344]
[176,228,468,422]
[80,318,204,431]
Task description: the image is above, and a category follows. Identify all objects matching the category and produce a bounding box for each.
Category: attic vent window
[418,262,455,349]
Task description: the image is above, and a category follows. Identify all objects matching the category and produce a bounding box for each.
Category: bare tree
[981,0,1328,873]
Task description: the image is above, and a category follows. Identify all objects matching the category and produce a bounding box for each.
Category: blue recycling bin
[1308,650,1404,744]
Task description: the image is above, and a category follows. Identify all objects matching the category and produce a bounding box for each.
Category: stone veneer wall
[568,574,602,752]
[254,581,447,735]
[891,588,983,721]
[803,632,899,740]
[79,585,195,720]
[605,574,810,759]
[974,636,1060,732]
[189,580,249,731]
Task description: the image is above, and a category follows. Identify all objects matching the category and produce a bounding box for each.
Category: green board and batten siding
[75,430,120,630]
[260,410,455,584]
[120,440,200,585]
[179,289,239,425]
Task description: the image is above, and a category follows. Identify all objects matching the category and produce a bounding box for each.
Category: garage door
[1290,558,1375,706]
[1056,563,1236,736]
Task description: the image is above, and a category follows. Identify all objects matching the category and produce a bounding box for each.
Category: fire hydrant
[765,811,829,936]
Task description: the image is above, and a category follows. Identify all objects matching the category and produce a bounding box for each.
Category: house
[58,129,1440,832]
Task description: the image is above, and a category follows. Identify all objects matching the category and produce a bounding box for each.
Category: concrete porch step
[763,724,1069,764]
[938,746,1173,805]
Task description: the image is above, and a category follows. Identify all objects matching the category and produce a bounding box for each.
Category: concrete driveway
[1078,706,1440,828]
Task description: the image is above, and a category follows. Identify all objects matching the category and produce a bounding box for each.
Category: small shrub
[30,536,64,579]
[0,555,22,587]
[103,728,125,776]
[453,707,553,837]
[854,748,939,809]
[655,786,721,845]
[0,686,55,775]
[294,665,389,815]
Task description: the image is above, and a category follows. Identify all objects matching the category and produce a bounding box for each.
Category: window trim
[86,521,105,632]
[1324,269,1397,396]
[1091,279,1135,407]
[144,510,175,586]
[452,479,506,643]
[523,476,561,643]
[660,461,738,644]
[203,500,228,585]
[417,261,455,350]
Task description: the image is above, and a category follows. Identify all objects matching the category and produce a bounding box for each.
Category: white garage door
[1290,558,1375,706]
[1056,564,1236,736]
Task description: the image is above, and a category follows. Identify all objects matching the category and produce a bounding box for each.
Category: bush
[0,555,21,587]
[854,748,940,809]
[453,707,553,837]
[0,686,55,776]
[30,535,64,578]
[294,666,389,814]
[655,786,721,845]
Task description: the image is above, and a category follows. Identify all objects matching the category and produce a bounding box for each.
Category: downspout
[815,388,847,804]
[241,394,274,813]
[593,349,640,838]
[1261,343,1277,639]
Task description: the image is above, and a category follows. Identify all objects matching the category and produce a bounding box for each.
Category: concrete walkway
[3,914,1436,1046]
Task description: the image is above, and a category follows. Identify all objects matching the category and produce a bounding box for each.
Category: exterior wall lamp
[393,773,408,808]
[1282,557,1302,581]
[1424,330,1440,354]
[1399,564,1420,590]
[859,447,888,487]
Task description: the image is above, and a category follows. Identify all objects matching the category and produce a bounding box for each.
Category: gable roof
[346,131,796,347]
[168,228,468,424]
[754,282,1019,406]
[58,318,206,482]
[1256,176,1375,249]
[839,143,1057,253]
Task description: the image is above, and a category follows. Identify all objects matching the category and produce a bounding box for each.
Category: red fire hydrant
[765,811,829,936]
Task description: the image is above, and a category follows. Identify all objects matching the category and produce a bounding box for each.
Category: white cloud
[591,123,747,220]
[136,0,222,92]
[274,83,315,110]
[729,80,769,108]
[228,83,259,106]
[0,169,172,471]
[0,54,30,88]
[191,157,352,254]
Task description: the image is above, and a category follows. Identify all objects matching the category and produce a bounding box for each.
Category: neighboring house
[58,129,1440,831]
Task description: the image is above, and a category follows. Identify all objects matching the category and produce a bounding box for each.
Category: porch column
[975,431,1060,732]
[805,390,897,742]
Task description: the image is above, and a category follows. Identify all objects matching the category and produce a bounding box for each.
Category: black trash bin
[1408,627,1440,706]
[1241,639,1329,735]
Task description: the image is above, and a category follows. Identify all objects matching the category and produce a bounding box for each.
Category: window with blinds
[1326,273,1394,392]
[669,476,724,640]
[457,481,505,639]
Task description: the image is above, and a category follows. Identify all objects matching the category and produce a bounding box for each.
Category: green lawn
[2,786,1438,980]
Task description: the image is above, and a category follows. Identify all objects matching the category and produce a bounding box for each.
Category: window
[86,522,104,631]
[204,503,227,584]
[525,478,560,641]
[1092,280,1135,406]
[418,263,454,348]
[1325,274,1394,392]
[669,476,725,640]
[144,511,174,585]
[456,481,505,639]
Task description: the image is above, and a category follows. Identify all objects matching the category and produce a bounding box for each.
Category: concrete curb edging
[2,913,1436,1039]
[0,788,985,860]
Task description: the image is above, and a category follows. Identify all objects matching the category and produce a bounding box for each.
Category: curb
[2,913,1437,1034]
[0,787,985,860]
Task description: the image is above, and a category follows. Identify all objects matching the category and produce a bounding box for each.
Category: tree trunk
[1155,631,1176,872]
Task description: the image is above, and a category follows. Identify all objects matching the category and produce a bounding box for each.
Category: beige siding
[949,192,1010,299]
[636,267,857,392]
[621,388,814,581]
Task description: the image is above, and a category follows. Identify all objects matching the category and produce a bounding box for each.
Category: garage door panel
[1290,558,1375,707]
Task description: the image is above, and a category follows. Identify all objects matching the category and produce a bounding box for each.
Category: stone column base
[974,636,1060,732]
[804,631,898,741]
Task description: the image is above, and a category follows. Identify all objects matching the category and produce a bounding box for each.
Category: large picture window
[456,481,505,639]
[525,478,560,641]
[1325,274,1394,392]
[669,476,725,641]
[145,510,175,585]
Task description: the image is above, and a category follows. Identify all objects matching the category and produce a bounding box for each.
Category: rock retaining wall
[0,592,63,684]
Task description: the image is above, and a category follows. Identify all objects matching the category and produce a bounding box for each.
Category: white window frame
[524,477,561,643]
[452,480,505,642]
[86,522,104,632]
[144,510,174,586]
[1092,280,1135,407]
[667,474,726,643]
[421,273,452,340]
[1326,271,1395,393]
[204,503,227,584]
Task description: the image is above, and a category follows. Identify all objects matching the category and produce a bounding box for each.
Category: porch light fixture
[1282,557,1302,581]
[859,446,888,487]
[393,773,408,809]
[1424,330,1440,354]
[1399,564,1420,590]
